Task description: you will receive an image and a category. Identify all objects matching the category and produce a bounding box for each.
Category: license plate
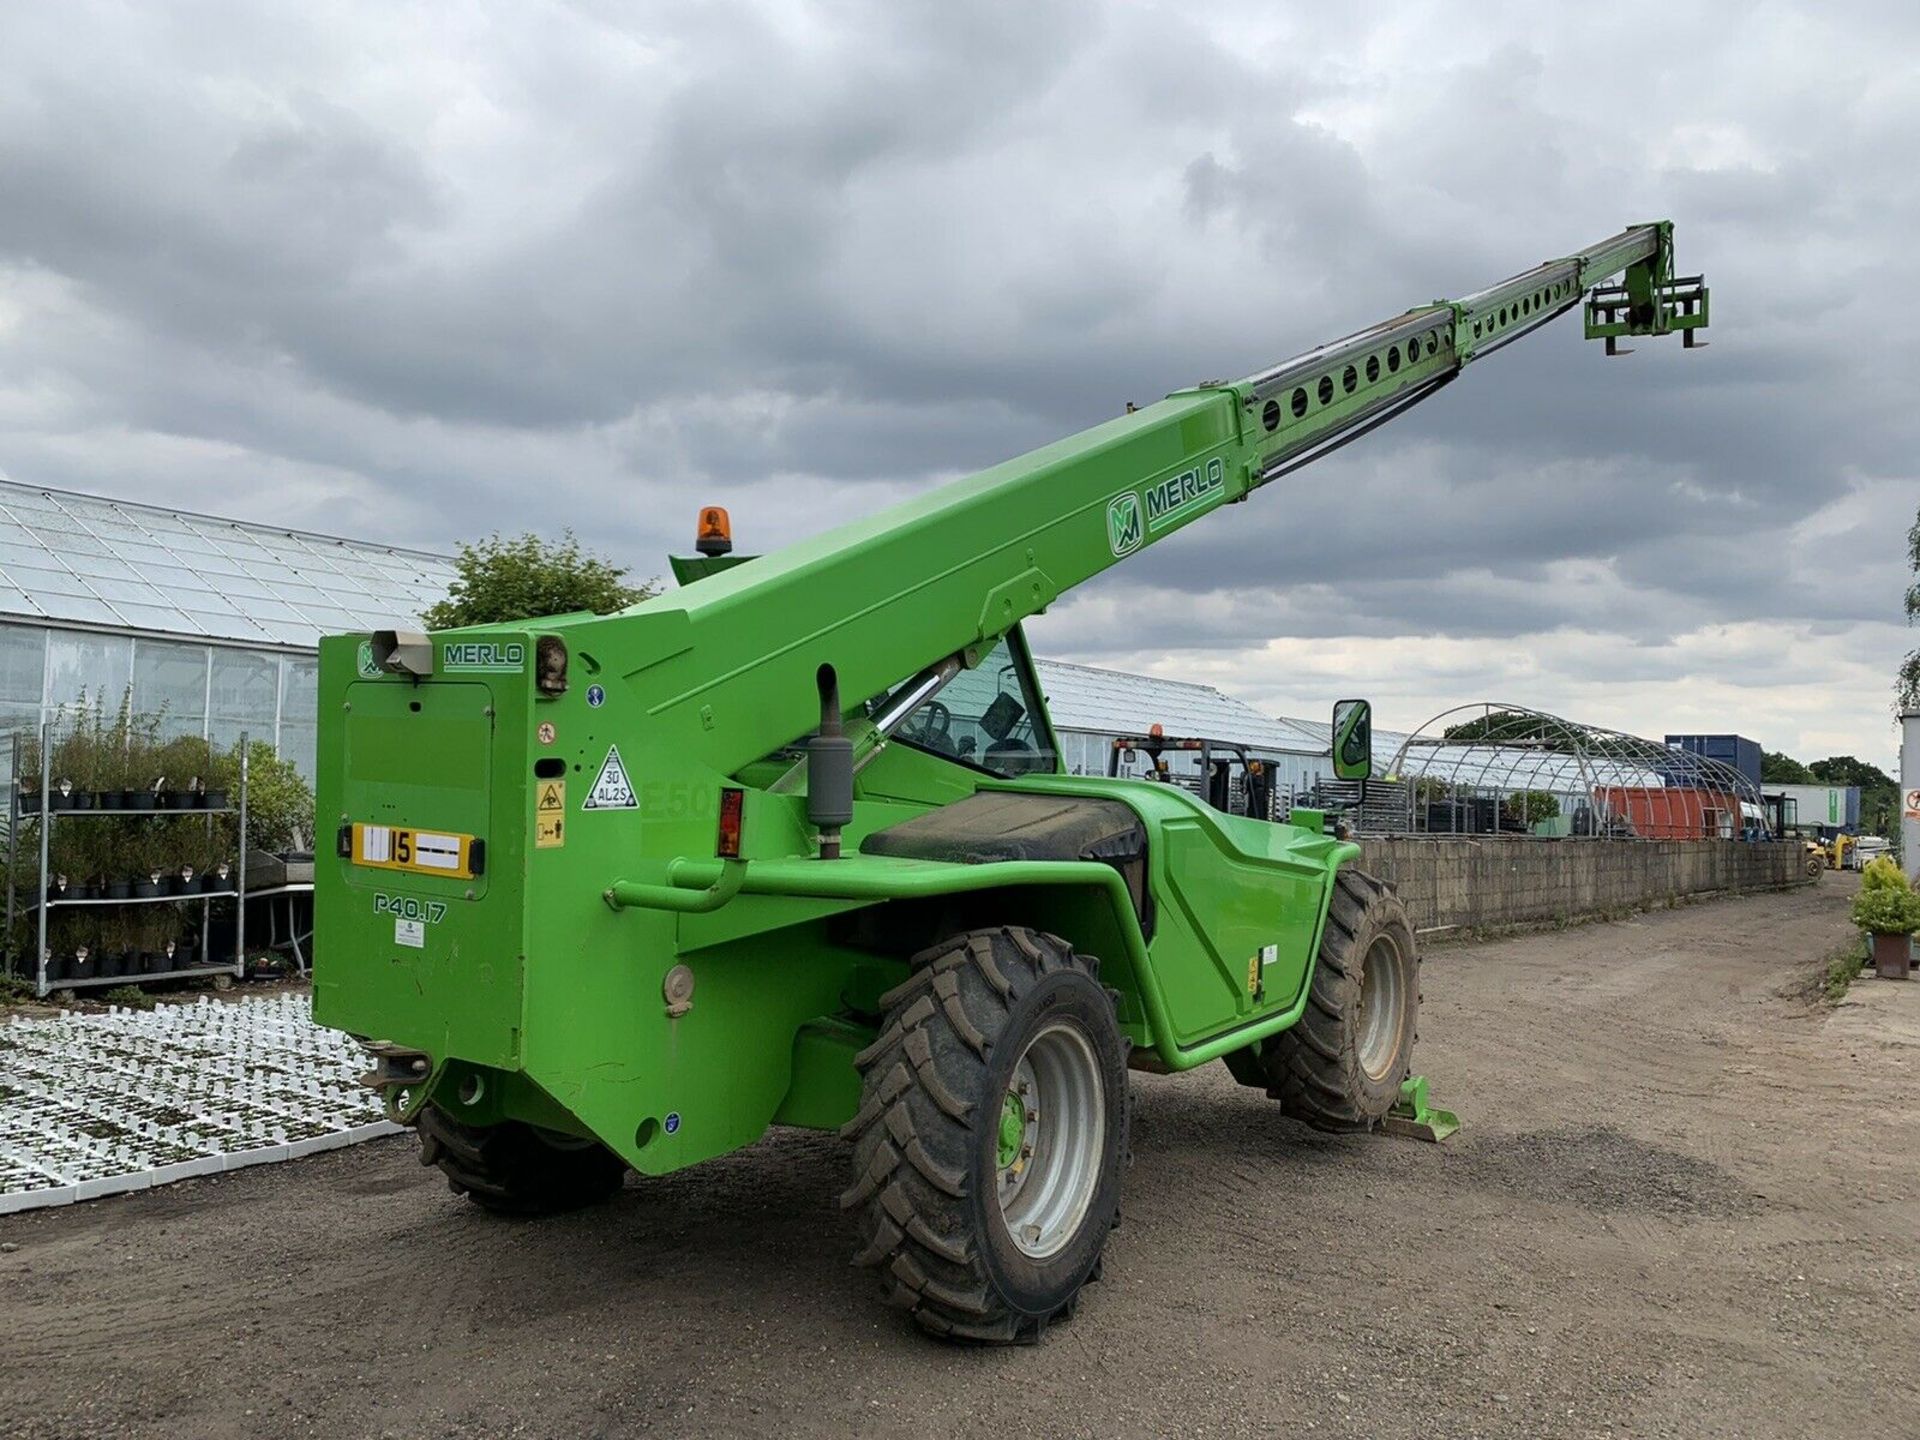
[350,823,481,880]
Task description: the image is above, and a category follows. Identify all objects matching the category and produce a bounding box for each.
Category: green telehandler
[315,224,1708,1341]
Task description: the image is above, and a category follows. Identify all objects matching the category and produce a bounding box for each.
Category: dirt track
[3,877,1916,1438]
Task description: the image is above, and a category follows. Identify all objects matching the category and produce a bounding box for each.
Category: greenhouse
[1376,702,1770,839]
[0,477,456,782]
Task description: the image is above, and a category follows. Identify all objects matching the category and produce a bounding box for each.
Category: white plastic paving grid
[0,993,400,1215]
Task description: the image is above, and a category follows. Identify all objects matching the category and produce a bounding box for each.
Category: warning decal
[536,780,567,847]
[583,745,638,810]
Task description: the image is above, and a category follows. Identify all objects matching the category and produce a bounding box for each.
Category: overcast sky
[2,1,1914,767]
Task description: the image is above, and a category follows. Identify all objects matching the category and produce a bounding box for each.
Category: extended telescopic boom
[558,223,1706,777]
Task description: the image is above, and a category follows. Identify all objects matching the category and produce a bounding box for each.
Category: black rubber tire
[841,927,1128,1344]
[417,1105,626,1216]
[1261,868,1420,1131]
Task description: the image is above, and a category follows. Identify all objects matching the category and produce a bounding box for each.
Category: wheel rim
[996,1020,1105,1260]
[1356,933,1406,1081]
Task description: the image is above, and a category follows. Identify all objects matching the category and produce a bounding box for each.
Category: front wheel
[841,927,1129,1343]
[1254,868,1420,1131]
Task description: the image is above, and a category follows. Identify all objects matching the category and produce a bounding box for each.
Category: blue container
[1665,733,1762,791]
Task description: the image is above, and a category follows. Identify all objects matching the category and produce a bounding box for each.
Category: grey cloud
[0,0,1915,763]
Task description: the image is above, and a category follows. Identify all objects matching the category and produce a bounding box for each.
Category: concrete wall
[1355,837,1808,934]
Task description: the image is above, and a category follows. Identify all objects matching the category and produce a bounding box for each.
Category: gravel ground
[1,875,1914,1438]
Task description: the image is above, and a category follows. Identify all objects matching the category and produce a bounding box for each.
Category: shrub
[220,741,314,854]
[102,985,156,1011]
[1851,886,1920,936]
[1861,855,1909,893]
[422,530,656,631]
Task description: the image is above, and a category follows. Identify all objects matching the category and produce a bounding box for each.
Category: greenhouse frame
[0,478,456,783]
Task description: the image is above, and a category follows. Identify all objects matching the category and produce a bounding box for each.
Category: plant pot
[200,789,229,810]
[18,791,40,815]
[69,791,94,811]
[1872,932,1914,981]
[41,953,66,984]
[48,790,72,811]
[69,881,97,901]
[104,878,132,900]
[132,878,161,899]
[90,790,114,810]
[116,789,144,810]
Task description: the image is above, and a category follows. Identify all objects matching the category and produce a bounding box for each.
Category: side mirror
[1332,699,1373,781]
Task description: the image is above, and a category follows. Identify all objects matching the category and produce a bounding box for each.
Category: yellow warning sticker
[536,781,566,848]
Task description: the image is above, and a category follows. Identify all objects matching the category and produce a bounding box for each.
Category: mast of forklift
[564,223,1701,777]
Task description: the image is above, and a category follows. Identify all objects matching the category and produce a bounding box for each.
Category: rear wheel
[842,927,1128,1343]
[417,1105,626,1216]
[1255,868,1419,1131]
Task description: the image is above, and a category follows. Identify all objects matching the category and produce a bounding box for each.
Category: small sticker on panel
[583,744,638,810]
[395,918,425,949]
[537,721,557,745]
[586,684,606,708]
[536,815,564,848]
[663,1112,682,1135]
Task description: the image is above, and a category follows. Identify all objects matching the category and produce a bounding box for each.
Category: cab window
[889,634,1057,778]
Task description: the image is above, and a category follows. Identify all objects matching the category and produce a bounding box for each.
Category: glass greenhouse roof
[0,478,457,648]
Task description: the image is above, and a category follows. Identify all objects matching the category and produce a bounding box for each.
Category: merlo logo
[1107,492,1143,557]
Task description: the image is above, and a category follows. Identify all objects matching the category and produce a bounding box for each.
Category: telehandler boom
[316,224,1707,1341]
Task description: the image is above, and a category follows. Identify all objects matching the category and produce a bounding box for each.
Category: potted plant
[15,733,43,813]
[104,692,160,809]
[1854,860,1919,980]
[100,824,135,900]
[132,858,164,901]
[154,735,212,810]
[48,695,113,810]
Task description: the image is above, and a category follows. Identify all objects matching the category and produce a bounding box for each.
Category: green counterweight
[313,222,1706,1342]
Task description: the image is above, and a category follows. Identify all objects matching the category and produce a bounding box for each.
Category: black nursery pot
[68,791,94,811]
[104,878,132,900]
[131,878,161,899]
[68,881,97,901]
[47,790,71,811]
[18,791,40,815]
[41,953,67,984]
[200,789,229,810]
[116,789,143,810]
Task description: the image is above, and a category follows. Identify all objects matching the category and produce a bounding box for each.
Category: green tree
[1440,709,1573,748]
[1808,755,1895,789]
[1502,790,1562,827]
[1762,750,1815,784]
[421,531,656,631]
[1902,505,1920,711]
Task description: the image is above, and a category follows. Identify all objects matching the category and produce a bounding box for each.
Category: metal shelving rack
[4,724,249,997]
